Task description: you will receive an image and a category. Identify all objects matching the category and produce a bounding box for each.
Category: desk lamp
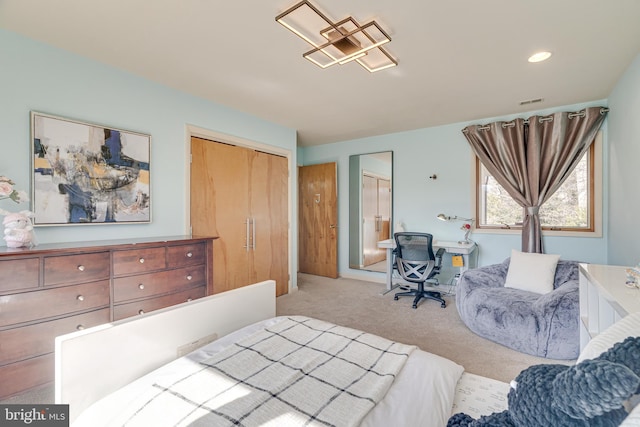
[437,213,474,243]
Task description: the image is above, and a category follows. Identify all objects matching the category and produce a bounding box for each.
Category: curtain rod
[462,107,609,133]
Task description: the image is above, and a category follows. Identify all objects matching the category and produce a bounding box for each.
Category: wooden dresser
[0,235,215,399]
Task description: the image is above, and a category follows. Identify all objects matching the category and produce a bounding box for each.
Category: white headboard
[55,280,276,423]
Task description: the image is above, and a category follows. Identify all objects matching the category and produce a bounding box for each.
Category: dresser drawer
[0,257,40,292]
[113,266,206,303]
[113,286,206,320]
[0,352,53,399]
[166,242,206,268]
[0,280,110,326]
[0,308,109,366]
[112,247,166,276]
[44,252,110,286]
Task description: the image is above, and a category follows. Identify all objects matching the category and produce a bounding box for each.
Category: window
[475,134,601,234]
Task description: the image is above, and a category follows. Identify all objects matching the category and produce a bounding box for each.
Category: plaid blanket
[123,316,415,426]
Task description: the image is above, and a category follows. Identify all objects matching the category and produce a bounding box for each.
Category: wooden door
[249,150,289,296]
[362,175,391,267]
[378,178,391,242]
[362,174,380,266]
[190,138,251,294]
[298,163,338,278]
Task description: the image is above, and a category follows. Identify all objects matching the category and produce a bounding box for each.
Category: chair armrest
[435,248,446,269]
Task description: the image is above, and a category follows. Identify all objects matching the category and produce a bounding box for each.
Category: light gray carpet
[277,273,573,383]
[2,273,572,404]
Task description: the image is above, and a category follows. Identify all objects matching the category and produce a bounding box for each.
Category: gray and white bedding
[72,316,503,427]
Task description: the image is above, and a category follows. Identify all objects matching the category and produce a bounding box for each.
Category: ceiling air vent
[519,98,544,106]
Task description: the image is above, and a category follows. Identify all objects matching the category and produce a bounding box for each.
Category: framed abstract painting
[31,112,151,225]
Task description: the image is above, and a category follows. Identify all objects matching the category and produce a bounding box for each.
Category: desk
[377,239,477,292]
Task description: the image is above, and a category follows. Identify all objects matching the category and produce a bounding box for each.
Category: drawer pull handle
[138,309,145,315]
[138,283,145,290]
[186,252,193,258]
[186,275,193,281]
[77,265,85,272]
[77,325,85,331]
[139,258,145,264]
[77,295,85,302]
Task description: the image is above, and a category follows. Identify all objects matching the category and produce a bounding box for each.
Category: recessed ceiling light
[528,51,552,63]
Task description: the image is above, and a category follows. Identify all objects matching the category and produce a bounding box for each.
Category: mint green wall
[607,53,640,266]
[0,29,298,282]
[302,101,610,280]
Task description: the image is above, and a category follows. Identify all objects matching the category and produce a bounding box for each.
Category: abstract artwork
[31,112,151,225]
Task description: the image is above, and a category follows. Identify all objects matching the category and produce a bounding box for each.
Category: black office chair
[393,232,446,309]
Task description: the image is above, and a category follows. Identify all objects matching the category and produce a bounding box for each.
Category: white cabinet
[578,263,640,351]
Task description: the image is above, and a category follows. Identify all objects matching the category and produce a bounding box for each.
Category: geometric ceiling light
[276,0,397,73]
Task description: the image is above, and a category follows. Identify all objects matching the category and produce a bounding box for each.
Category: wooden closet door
[362,175,390,266]
[249,151,289,296]
[362,174,379,267]
[378,178,391,242]
[190,138,251,293]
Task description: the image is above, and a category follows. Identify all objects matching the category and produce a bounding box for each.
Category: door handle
[252,218,256,250]
[243,218,250,252]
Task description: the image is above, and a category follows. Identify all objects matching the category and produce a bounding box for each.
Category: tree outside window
[476,144,594,232]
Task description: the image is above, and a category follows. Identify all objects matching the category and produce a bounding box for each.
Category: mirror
[349,151,393,272]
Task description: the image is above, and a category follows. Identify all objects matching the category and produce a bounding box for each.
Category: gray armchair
[455,258,580,359]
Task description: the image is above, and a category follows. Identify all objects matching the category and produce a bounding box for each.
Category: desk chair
[393,232,446,309]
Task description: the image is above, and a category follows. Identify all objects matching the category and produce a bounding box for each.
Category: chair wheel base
[394,287,446,310]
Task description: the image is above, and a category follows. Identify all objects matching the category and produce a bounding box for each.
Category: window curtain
[462,106,608,253]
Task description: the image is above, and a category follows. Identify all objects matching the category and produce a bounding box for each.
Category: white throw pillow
[504,249,560,294]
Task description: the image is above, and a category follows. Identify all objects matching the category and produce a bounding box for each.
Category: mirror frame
[348,151,393,271]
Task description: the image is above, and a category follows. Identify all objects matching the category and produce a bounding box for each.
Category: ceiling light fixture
[528,51,552,63]
[276,0,397,73]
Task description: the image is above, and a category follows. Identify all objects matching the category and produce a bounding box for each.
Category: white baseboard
[338,270,387,283]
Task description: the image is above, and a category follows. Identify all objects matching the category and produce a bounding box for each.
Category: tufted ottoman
[455,258,580,359]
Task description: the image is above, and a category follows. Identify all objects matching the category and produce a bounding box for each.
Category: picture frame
[31,112,151,226]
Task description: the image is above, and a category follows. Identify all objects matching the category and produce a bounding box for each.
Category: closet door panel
[362,174,380,266]
[249,151,289,296]
[362,175,389,266]
[191,138,250,293]
[378,178,391,242]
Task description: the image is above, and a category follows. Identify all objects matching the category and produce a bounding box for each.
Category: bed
[55,280,510,426]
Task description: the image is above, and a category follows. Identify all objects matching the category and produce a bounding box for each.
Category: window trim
[470,131,602,237]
